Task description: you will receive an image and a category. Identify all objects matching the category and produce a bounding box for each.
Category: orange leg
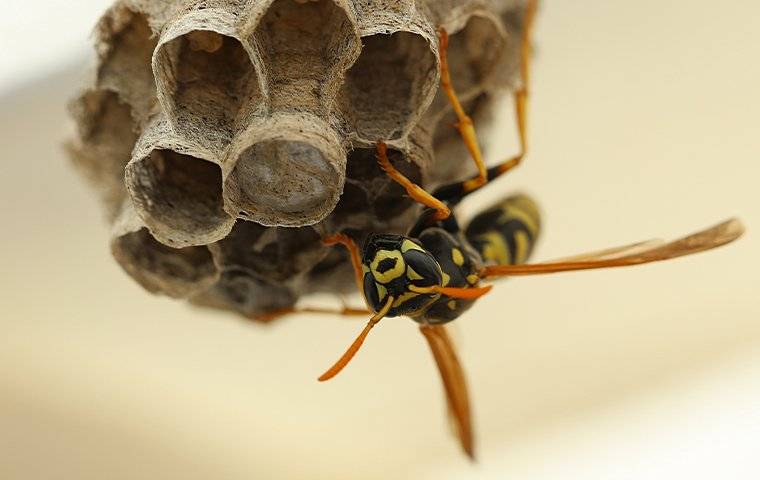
[492,0,538,178]
[252,305,370,323]
[438,0,538,195]
[375,141,451,220]
[438,28,488,192]
[322,233,368,301]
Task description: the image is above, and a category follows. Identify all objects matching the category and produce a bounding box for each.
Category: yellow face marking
[466,274,479,285]
[362,264,370,275]
[451,248,465,267]
[392,291,418,308]
[370,249,405,283]
[375,283,388,301]
[478,232,511,265]
[441,271,451,286]
[407,265,424,281]
[401,239,425,253]
[447,300,457,310]
[514,230,530,264]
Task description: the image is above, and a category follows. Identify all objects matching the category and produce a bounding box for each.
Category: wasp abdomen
[464,194,541,266]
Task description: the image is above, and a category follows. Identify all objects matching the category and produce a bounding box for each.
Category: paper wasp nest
[67,0,531,318]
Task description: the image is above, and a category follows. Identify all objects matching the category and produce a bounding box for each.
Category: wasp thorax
[362,234,443,317]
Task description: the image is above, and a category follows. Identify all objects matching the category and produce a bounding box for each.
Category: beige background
[1,1,758,479]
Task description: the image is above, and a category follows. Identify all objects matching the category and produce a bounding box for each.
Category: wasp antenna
[318,296,395,382]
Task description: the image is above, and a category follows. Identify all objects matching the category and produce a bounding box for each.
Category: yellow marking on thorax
[370,249,405,283]
[477,232,511,265]
[447,300,457,310]
[441,271,451,286]
[451,248,465,266]
[514,230,530,264]
[407,265,424,280]
[466,274,479,285]
[401,239,425,253]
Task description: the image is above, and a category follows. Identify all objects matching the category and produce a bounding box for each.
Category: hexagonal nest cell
[67,0,534,319]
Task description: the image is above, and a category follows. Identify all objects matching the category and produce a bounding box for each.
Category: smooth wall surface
[1,1,758,479]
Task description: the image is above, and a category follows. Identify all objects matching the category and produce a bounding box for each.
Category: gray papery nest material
[67,0,530,318]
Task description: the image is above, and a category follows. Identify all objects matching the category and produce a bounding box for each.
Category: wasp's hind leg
[377,0,538,212]
[434,0,539,206]
[375,141,451,221]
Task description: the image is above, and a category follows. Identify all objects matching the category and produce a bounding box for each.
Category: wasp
[258,0,744,458]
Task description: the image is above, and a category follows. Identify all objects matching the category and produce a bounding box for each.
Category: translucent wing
[419,325,475,459]
[481,218,744,278]
[548,238,665,263]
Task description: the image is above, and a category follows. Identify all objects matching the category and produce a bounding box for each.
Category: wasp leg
[434,0,539,206]
[251,305,371,323]
[438,27,488,192]
[375,141,451,220]
[420,324,475,459]
[323,233,366,298]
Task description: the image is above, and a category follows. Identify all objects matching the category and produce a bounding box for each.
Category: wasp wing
[548,238,666,263]
[419,324,475,459]
[481,218,743,278]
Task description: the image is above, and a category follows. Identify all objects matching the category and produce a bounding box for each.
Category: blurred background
[1,1,758,478]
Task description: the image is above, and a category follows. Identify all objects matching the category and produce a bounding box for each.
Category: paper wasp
[257,0,744,458]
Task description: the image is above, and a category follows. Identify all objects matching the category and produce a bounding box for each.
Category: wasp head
[361,234,443,317]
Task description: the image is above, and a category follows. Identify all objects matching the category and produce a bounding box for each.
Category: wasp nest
[67,0,531,318]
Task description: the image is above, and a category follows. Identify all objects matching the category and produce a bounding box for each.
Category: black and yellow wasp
[260,0,744,458]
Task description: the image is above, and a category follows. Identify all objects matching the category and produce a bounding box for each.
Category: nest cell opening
[73,90,137,180]
[69,90,140,216]
[128,149,231,245]
[113,228,217,297]
[342,31,437,140]
[256,0,356,111]
[227,139,342,226]
[97,8,157,120]
[157,31,259,133]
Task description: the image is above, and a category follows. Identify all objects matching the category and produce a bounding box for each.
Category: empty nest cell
[95,6,157,125]
[67,90,139,218]
[153,9,262,142]
[110,202,219,298]
[341,30,437,141]
[126,147,234,247]
[113,229,219,298]
[254,0,359,114]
